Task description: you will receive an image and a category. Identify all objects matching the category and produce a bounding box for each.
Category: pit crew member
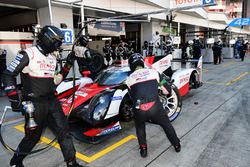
[2,25,84,167]
[126,53,181,158]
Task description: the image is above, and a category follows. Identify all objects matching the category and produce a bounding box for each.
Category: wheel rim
[160,90,178,117]
[120,99,133,120]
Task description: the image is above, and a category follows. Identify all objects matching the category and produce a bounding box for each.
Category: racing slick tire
[88,50,105,74]
[119,94,134,122]
[159,84,182,122]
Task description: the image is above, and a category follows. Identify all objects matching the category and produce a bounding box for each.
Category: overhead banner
[88,19,125,36]
[171,0,215,8]
[228,18,250,27]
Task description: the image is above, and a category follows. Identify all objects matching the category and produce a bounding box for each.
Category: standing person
[142,41,148,57]
[234,39,241,59]
[2,25,84,167]
[0,48,7,94]
[74,35,92,73]
[127,40,134,57]
[186,40,194,59]
[239,41,248,61]
[126,53,181,158]
[181,42,188,59]
[212,41,222,65]
[186,40,194,68]
[193,39,202,67]
[111,42,118,62]
[117,40,128,60]
[103,40,112,66]
[148,40,155,56]
[63,34,104,79]
[217,40,223,64]
[153,31,160,47]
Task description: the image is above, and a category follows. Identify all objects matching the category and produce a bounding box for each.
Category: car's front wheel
[119,94,134,122]
[159,85,182,121]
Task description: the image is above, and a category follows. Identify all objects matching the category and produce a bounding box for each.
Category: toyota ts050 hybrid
[56,54,202,143]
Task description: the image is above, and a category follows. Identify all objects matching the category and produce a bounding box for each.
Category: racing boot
[174,143,181,153]
[139,144,147,158]
[10,155,24,167]
[10,161,24,167]
[66,160,85,167]
[10,164,24,167]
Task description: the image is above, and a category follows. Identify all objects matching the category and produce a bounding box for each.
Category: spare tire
[88,49,105,74]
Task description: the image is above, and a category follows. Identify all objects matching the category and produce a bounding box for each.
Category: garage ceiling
[0,0,48,9]
[0,0,47,19]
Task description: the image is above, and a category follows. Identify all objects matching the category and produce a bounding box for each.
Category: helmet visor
[54,40,63,50]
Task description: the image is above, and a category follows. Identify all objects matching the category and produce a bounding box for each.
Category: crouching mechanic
[2,25,84,167]
[126,53,181,158]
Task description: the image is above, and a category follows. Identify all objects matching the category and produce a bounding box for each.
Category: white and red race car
[55,54,202,143]
[144,54,203,97]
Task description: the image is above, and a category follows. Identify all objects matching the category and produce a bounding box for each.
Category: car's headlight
[93,94,110,121]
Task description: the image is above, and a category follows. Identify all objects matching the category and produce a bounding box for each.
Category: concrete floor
[1,56,250,167]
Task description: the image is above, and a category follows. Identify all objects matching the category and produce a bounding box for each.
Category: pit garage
[1,55,250,167]
[1,1,250,167]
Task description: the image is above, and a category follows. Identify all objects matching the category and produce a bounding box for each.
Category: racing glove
[54,73,63,85]
[159,74,172,95]
[66,51,76,65]
[60,51,75,78]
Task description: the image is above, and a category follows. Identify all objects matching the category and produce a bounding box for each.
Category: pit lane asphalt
[1,56,250,167]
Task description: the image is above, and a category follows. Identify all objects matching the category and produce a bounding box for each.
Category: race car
[58,59,181,143]
[58,53,202,143]
[144,55,203,97]
[55,71,93,100]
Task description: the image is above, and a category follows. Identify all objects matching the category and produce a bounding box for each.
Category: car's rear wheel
[159,85,182,121]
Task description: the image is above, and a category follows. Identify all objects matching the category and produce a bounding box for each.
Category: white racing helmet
[188,40,194,45]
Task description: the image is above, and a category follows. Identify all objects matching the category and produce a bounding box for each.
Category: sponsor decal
[135,77,147,82]
[99,124,121,136]
[66,95,79,104]
[10,62,18,68]
[76,91,88,97]
[131,70,150,79]
[159,59,170,66]
[112,96,122,101]
[7,65,15,72]
[180,74,190,84]
[40,63,56,71]
[16,54,23,61]
[169,112,178,121]
[13,59,21,65]
[7,58,22,72]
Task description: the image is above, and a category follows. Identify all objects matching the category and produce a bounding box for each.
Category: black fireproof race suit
[126,68,180,147]
[2,46,76,163]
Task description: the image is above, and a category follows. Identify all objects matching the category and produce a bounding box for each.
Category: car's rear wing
[144,54,173,74]
[171,56,203,82]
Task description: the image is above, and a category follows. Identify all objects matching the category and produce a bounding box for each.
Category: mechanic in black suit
[0,48,7,93]
[126,53,181,158]
[2,25,84,167]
